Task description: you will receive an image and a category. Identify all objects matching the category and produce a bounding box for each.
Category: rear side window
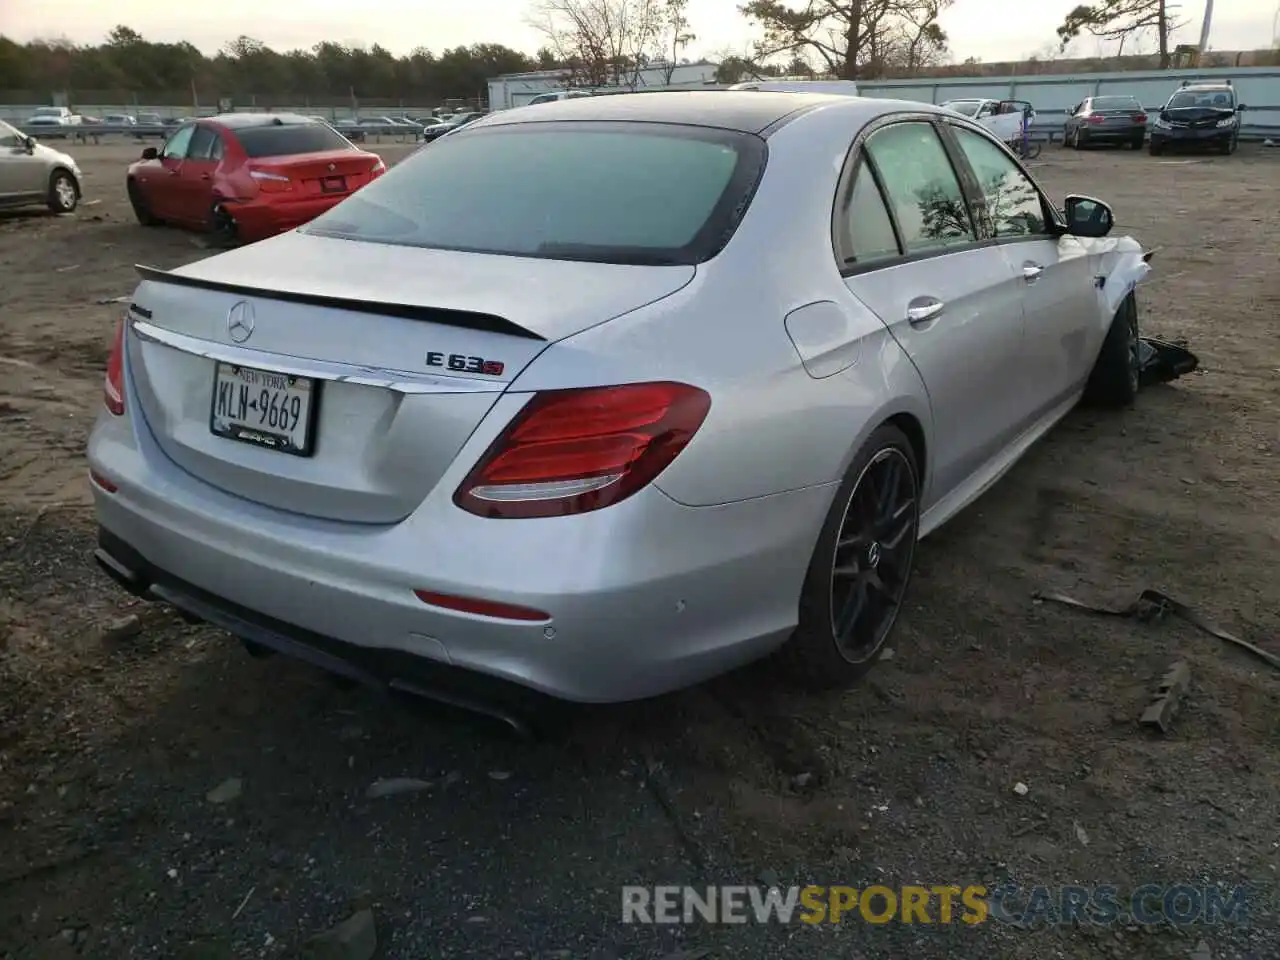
[304,122,766,266]
[236,124,354,158]
[864,122,975,253]
[836,157,899,264]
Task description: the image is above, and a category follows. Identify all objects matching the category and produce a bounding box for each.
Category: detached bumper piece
[93,527,554,738]
[1138,337,1198,387]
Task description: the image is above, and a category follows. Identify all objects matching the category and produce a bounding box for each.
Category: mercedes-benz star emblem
[227,300,255,344]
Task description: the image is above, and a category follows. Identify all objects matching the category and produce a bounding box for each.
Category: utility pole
[1198,0,1214,53]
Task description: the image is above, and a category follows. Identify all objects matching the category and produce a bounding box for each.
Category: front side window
[304,122,765,266]
[161,124,194,159]
[950,126,1047,238]
[863,122,974,254]
[187,125,219,160]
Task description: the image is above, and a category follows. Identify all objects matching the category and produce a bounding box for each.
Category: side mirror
[1063,195,1114,239]
[141,146,159,160]
[1236,104,1246,112]
[23,136,36,154]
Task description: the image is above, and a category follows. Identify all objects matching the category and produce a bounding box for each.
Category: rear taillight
[454,382,711,519]
[249,169,292,193]
[370,159,386,176]
[104,319,125,415]
[1086,114,1104,123]
[1133,113,1148,123]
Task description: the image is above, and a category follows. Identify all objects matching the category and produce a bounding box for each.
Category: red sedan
[125,113,386,243]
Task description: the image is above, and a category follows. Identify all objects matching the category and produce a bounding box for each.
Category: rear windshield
[1092,97,1141,110]
[303,122,766,266]
[1167,89,1234,109]
[236,123,353,158]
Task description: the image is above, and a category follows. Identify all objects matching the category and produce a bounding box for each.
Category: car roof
[208,112,317,129]
[469,90,881,135]
[1177,83,1232,92]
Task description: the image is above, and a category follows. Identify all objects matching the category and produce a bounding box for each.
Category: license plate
[209,362,317,457]
[320,176,346,194]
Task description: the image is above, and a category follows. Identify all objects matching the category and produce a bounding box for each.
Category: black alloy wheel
[828,446,919,664]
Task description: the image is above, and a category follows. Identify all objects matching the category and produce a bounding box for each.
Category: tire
[779,423,921,689]
[1072,129,1086,150]
[1148,141,1164,156]
[1220,136,1236,156]
[1060,128,1071,148]
[209,201,238,247]
[46,169,79,213]
[1083,292,1140,408]
[127,180,161,226]
[1130,135,1144,150]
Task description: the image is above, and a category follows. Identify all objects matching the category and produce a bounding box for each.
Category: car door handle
[1023,263,1043,282]
[905,297,945,325]
[200,174,211,180]
[167,168,179,176]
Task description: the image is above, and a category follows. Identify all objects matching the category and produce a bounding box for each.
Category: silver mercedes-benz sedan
[87,92,1152,706]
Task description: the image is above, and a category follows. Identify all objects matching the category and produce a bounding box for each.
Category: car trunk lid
[249,150,380,197]
[124,230,695,524]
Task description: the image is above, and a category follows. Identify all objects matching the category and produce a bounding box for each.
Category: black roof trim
[133,265,545,340]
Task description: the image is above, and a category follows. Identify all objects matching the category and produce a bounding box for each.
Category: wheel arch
[49,165,79,190]
[833,398,932,500]
[885,411,927,483]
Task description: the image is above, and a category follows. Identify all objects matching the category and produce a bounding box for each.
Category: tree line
[0,0,1193,105]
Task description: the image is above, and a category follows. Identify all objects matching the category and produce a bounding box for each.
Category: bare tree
[658,0,697,83]
[1056,0,1188,68]
[528,0,664,89]
[739,0,952,79]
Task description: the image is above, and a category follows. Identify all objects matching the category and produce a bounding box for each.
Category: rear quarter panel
[508,103,934,507]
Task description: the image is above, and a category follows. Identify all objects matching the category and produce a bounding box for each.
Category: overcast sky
[1,0,1275,63]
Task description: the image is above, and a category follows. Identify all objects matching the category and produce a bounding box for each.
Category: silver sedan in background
[0,118,83,212]
[87,93,1151,709]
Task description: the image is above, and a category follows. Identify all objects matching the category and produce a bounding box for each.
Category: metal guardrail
[11,121,432,143]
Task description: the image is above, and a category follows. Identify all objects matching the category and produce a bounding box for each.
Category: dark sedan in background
[420,111,485,142]
[1149,82,1244,156]
[1062,95,1148,149]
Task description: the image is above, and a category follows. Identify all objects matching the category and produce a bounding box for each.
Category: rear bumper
[223,195,348,239]
[1077,125,1145,141]
[86,396,830,703]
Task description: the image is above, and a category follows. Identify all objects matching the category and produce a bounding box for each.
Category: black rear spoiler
[133,264,545,341]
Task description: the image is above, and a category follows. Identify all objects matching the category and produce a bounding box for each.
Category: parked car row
[1061,80,1246,155]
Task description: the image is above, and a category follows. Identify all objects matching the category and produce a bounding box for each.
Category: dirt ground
[1,141,1278,960]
